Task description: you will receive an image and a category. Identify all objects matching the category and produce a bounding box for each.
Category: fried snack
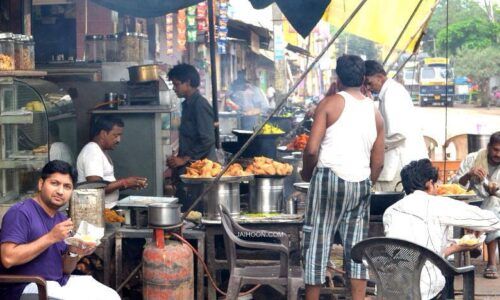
[104,208,125,223]
[184,159,251,178]
[186,210,202,221]
[437,183,473,195]
[458,234,479,246]
[222,163,250,177]
[32,144,49,154]
[245,156,293,176]
[286,133,309,151]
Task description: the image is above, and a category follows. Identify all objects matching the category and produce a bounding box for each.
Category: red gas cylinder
[143,229,194,299]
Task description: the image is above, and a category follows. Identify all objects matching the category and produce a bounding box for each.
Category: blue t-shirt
[0,198,69,299]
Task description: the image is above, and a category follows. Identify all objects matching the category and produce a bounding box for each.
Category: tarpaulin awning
[90,0,331,38]
[89,0,203,18]
[323,0,439,53]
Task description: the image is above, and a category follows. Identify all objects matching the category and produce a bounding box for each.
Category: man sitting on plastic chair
[383,159,500,299]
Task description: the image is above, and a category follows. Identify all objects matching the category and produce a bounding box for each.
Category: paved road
[415,104,500,146]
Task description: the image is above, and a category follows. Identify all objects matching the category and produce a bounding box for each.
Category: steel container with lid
[71,182,107,229]
[118,32,140,62]
[0,32,15,71]
[148,202,182,227]
[105,34,119,62]
[85,34,105,62]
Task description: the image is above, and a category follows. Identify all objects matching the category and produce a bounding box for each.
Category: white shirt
[378,79,427,180]
[384,190,500,299]
[317,91,376,182]
[76,142,119,206]
[49,142,74,165]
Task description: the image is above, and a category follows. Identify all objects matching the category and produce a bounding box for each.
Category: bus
[418,57,455,107]
[402,61,419,101]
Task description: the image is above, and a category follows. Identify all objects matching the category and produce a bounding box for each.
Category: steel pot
[203,182,240,220]
[249,177,284,213]
[128,64,159,82]
[148,202,182,227]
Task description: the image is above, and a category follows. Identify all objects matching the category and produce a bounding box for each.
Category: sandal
[483,266,499,279]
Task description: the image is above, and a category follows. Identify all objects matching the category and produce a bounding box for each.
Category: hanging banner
[187,5,197,42]
[274,23,285,60]
[217,0,229,54]
[177,9,187,51]
[166,13,174,55]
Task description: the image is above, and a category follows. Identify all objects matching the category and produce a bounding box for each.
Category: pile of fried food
[104,208,125,223]
[245,156,293,176]
[184,159,250,178]
[437,183,475,195]
[286,133,309,151]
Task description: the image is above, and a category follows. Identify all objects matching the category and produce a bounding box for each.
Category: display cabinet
[0,77,76,206]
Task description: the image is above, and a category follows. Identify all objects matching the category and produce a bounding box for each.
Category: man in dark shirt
[167,63,216,209]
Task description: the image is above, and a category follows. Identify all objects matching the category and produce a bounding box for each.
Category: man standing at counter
[451,131,500,279]
[301,55,385,300]
[166,63,216,209]
[76,115,147,207]
[364,60,427,192]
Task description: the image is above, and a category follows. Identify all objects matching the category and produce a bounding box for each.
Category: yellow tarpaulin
[323,0,439,53]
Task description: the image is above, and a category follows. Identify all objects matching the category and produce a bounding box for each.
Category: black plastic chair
[217,204,303,300]
[352,237,475,300]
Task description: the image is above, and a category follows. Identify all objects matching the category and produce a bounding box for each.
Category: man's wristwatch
[68,251,79,258]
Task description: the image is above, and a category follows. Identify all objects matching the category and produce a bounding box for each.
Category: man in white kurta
[450,131,500,278]
[365,60,427,191]
[384,159,500,299]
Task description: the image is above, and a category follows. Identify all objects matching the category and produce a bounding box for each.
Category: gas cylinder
[143,229,194,299]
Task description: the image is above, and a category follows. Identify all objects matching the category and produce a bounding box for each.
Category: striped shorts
[302,167,371,285]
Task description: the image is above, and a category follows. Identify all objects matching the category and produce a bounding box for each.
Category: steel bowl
[128,64,159,82]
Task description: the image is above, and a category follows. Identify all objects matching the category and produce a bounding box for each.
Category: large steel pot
[249,177,285,213]
[148,202,182,227]
[203,182,240,220]
[128,64,159,82]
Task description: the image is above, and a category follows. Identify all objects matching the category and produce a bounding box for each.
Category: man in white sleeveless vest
[451,131,500,279]
[301,55,385,300]
[364,60,427,192]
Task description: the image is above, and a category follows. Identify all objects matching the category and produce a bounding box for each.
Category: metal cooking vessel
[148,202,182,227]
[128,64,159,82]
[203,182,240,219]
[249,177,284,213]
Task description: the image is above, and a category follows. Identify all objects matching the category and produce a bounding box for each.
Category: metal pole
[207,0,220,148]
[383,0,425,66]
[182,0,369,219]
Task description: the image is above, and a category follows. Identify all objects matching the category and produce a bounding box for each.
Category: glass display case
[0,77,76,206]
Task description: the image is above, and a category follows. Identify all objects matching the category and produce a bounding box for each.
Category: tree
[435,17,499,55]
[454,46,500,106]
[423,0,495,54]
[334,33,381,60]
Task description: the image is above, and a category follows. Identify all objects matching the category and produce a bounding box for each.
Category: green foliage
[435,18,499,55]
[454,46,500,81]
[423,0,496,54]
[454,46,500,105]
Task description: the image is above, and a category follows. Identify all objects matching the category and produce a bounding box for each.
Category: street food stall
[0,75,76,226]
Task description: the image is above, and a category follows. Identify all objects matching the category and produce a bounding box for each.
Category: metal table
[202,215,304,300]
[93,228,116,287]
[114,227,205,300]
